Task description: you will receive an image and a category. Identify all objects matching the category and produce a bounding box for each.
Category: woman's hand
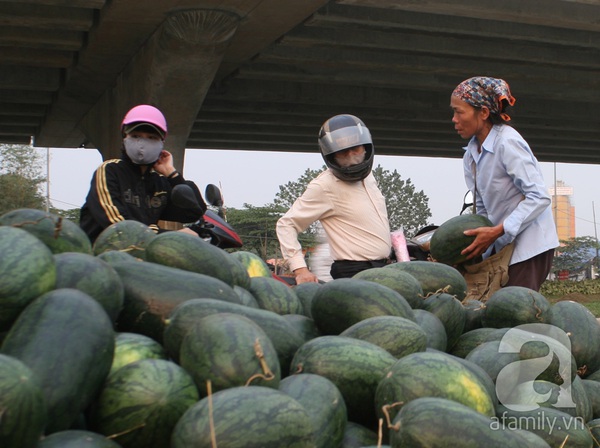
[153,150,176,176]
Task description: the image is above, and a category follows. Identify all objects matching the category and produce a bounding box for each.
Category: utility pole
[46,147,50,212]
[593,201,599,277]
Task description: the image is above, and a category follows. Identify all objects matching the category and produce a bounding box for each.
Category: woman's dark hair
[477,99,513,125]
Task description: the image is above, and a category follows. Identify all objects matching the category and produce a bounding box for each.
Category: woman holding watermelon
[450,76,559,291]
[80,104,205,242]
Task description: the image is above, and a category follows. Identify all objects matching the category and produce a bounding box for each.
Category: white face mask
[123,137,164,165]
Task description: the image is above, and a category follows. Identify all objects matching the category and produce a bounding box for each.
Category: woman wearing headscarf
[450,76,559,291]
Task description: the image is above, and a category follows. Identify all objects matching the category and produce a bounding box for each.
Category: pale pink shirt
[276,169,391,272]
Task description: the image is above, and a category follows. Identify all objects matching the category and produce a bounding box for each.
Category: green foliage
[0,144,47,214]
[273,166,326,209]
[552,236,600,274]
[51,208,81,224]
[541,279,600,298]
[224,203,317,261]
[371,166,432,237]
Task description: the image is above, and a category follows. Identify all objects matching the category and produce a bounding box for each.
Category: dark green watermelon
[481,286,552,328]
[248,276,303,315]
[89,359,198,448]
[429,214,493,266]
[53,252,124,323]
[0,208,92,255]
[179,313,281,396]
[109,332,167,376]
[171,386,315,448]
[421,292,466,350]
[0,354,47,448]
[0,226,56,331]
[412,309,448,352]
[93,220,157,259]
[386,260,467,300]
[279,373,347,448]
[353,266,424,309]
[36,430,122,447]
[311,278,415,335]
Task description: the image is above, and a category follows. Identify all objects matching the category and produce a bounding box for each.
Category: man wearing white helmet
[80,104,205,242]
[276,114,391,283]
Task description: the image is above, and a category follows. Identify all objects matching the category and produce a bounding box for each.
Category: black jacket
[80,155,206,242]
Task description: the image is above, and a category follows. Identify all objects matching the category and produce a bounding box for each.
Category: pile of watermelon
[2,209,600,448]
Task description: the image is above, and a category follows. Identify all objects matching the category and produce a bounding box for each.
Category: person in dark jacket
[80,104,206,242]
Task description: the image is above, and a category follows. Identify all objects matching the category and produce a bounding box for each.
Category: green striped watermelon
[0,208,92,255]
[36,430,122,447]
[481,286,552,328]
[292,282,322,318]
[375,351,496,425]
[341,422,379,448]
[421,292,466,350]
[412,309,448,352]
[89,359,198,448]
[339,315,427,359]
[179,312,281,396]
[386,260,467,300]
[279,373,347,448]
[53,252,124,323]
[171,386,315,447]
[390,397,548,447]
[109,332,167,376]
[450,327,503,359]
[429,214,493,266]
[0,226,56,331]
[248,275,303,315]
[290,335,397,428]
[0,354,47,448]
[93,220,157,259]
[353,266,424,309]
[310,278,415,336]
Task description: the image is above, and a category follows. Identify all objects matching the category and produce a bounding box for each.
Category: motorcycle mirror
[461,190,474,215]
[171,184,205,215]
[205,184,224,207]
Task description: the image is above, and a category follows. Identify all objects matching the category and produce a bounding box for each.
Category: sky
[44,147,600,238]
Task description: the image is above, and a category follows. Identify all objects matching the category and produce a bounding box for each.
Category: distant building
[548,180,575,242]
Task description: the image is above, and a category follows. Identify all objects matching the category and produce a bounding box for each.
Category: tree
[273,164,432,238]
[0,144,47,214]
[552,236,600,276]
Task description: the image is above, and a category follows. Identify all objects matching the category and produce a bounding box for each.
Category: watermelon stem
[106,422,146,440]
[381,401,404,431]
[206,380,217,448]
[245,338,275,385]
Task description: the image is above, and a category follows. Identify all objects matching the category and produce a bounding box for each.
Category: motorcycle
[171,183,243,249]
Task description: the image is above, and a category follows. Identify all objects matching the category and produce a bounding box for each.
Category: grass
[545,292,600,318]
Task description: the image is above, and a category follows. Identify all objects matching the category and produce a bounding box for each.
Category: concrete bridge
[1,0,598,171]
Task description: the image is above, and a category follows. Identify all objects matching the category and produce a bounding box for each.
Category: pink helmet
[121,105,168,139]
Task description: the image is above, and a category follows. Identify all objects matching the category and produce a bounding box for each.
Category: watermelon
[495,404,592,447]
[53,252,124,323]
[450,327,505,359]
[310,278,415,335]
[375,351,496,424]
[292,282,322,318]
[111,260,241,343]
[429,214,493,266]
[588,419,600,446]
[0,208,92,254]
[1,288,115,434]
[412,309,448,352]
[233,285,259,308]
[0,226,56,331]
[464,340,520,382]
[341,422,379,448]
[548,299,600,376]
[353,266,424,309]
[163,298,304,376]
[290,335,397,428]
[386,260,467,300]
[279,373,347,448]
[229,250,272,277]
[144,231,250,288]
[93,220,157,259]
[339,315,427,359]
[96,250,140,264]
[109,332,167,376]
[248,275,303,315]
[463,298,485,332]
[582,379,600,420]
[0,354,47,448]
[481,286,552,328]
[36,430,122,447]
[389,397,549,447]
[421,292,466,350]
[171,386,315,447]
[89,359,198,448]
[179,312,281,396]
[282,314,321,343]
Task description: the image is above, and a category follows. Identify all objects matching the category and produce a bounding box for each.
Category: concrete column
[81,9,240,171]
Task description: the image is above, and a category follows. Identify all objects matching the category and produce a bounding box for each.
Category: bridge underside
[1,0,598,170]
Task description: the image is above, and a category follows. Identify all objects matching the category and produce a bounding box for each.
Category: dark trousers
[330,259,388,279]
[506,248,555,291]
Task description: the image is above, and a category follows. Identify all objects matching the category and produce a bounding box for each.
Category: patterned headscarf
[452,76,516,121]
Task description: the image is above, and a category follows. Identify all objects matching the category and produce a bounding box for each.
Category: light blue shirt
[463,125,559,265]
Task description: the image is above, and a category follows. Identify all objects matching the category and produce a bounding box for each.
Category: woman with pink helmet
[80,104,206,242]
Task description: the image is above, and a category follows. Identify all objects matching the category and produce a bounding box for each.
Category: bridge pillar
[81,9,240,171]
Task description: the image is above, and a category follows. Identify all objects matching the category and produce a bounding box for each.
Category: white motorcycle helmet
[318,114,374,182]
